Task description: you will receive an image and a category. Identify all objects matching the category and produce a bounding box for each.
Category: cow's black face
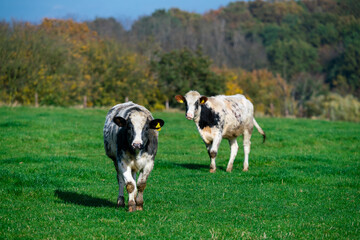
[114,113,164,151]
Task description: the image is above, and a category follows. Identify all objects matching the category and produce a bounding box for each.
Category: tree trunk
[35,92,39,108]
[165,99,169,110]
[83,96,87,108]
[270,102,274,116]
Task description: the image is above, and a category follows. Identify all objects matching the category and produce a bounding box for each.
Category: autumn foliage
[0,19,159,108]
[1,0,360,121]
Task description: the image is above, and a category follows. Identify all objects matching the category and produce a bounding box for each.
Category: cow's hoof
[209,168,216,173]
[136,205,143,211]
[128,201,136,212]
[117,202,125,208]
[117,197,125,208]
[242,168,248,172]
[226,164,233,172]
[128,205,136,212]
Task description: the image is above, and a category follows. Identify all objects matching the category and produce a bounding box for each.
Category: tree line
[1,0,359,121]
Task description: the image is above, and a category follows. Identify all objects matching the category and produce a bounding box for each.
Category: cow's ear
[113,116,126,127]
[149,119,164,131]
[199,96,208,105]
[175,95,185,104]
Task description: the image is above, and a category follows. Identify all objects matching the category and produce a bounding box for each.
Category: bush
[305,93,360,121]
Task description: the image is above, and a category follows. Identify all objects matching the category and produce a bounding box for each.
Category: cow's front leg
[243,129,252,171]
[114,161,125,208]
[136,160,154,211]
[226,138,238,172]
[117,173,125,207]
[118,161,137,212]
[207,135,222,173]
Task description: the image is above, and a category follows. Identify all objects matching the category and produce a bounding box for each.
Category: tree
[267,39,319,80]
[86,17,126,40]
[328,37,360,97]
[150,48,225,108]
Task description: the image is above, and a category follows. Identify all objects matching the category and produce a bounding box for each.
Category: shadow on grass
[55,190,115,208]
[175,163,226,171]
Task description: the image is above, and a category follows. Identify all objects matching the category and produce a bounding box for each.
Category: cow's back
[210,94,254,138]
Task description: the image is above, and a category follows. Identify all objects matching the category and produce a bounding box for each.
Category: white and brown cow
[175,90,265,172]
[103,102,164,212]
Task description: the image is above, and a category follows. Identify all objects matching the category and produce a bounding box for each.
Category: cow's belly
[199,124,244,144]
[222,114,252,139]
[222,125,243,139]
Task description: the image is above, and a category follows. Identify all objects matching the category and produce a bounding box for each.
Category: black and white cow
[175,90,265,172]
[103,102,164,212]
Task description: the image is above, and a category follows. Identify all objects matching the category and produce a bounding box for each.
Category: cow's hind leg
[243,129,252,171]
[136,161,154,211]
[226,138,238,172]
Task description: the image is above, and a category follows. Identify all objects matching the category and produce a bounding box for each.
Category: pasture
[0,106,359,239]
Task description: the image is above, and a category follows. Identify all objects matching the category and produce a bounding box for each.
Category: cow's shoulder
[205,96,227,112]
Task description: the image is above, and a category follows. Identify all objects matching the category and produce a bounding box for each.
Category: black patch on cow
[199,104,220,129]
[113,116,126,127]
[184,99,189,114]
[194,101,199,112]
[142,121,158,156]
[117,126,135,154]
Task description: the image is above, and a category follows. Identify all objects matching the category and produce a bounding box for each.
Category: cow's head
[175,91,208,120]
[113,111,164,150]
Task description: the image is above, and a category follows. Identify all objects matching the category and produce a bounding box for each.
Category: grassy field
[1,106,359,239]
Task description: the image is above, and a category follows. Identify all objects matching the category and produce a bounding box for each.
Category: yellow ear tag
[200,99,205,104]
[156,122,161,131]
[179,99,183,103]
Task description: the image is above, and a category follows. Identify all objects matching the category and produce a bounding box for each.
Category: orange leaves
[40,18,95,40]
[219,68,292,116]
[39,18,97,61]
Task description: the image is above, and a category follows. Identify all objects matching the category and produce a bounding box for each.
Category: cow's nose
[186,113,193,120]
[132,142,143,149]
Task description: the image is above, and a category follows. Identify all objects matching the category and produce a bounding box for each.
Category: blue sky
[0,0,238,27]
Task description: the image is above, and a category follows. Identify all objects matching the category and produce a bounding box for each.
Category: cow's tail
[253,118,266,143]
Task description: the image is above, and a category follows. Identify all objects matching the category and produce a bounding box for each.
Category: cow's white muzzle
[186,113,194,120]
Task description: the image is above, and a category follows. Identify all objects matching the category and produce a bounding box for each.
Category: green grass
[1,106,359,239]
